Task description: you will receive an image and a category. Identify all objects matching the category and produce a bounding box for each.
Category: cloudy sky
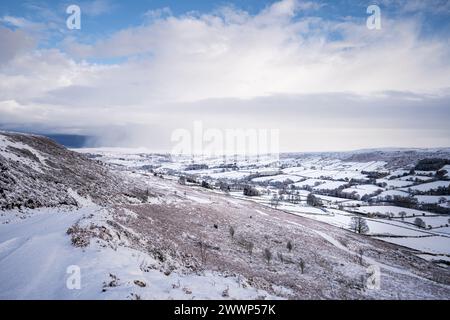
[1,0,450,152]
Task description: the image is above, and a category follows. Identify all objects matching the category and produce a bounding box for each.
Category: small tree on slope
[349,216,370,234]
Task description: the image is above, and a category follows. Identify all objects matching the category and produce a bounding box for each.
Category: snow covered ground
[354,206,435,218]
[73,146,450,264]
[375,190,410,199]
[376,178,413,188]
[2,134,450,300]
[342,185,384,198]
[0,203,277,300]
[401,181,450,193]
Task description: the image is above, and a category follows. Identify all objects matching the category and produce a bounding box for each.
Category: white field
[403,216,450,228]
[342,185,384,198]
[376,178,414,188]
[293,179,326,188]
[415,195,450,204]
[354,206,436,217]
[385,170,410,179]
[375,190,410,199]
[401,181,450,192]
[313,181,348,191]
[379,236,450,256]
[252,174,303,183]
[291,209,428,237]
[315,194,353,203]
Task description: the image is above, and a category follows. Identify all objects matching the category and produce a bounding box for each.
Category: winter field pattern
[1,132,449,299]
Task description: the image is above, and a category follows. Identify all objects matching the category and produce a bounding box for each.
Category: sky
[0,0,450,152]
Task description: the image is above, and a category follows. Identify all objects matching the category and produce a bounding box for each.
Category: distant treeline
[414,158,450,171]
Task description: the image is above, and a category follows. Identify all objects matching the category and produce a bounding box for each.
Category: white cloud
[1,0,450,150]
[61,6,450,104]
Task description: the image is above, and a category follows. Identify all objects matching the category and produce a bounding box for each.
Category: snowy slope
[0,205,275,300]
[0,132,148,210]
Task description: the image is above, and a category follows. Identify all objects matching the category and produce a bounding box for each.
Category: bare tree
[270,194,279,208]
[349,216,370,234]
[198,240,208,267]
[247,241,254,256]
[263,248,272,265]
[358,248,364,265]
[277,252,284,263]
[399,211,407,220]
[286,240,293,252]
[229,226,235,239]
[299,258,305,274]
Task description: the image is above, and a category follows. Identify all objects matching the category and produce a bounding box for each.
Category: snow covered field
[2,134,450,300]
[73,147,450,260]
[401,181,450,193]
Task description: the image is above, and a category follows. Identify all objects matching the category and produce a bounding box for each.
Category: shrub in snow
[201,180,213,189]
[229,226,235,239]
[134,280,146,287]
[358,249,364,265]
[270,194,279,208]
[237,236,254,256]
[299,258,305,274]
[263,248,272,265]
[243,185,260,197]
[222,286,230,298]
[414,218,426,229]
[286,240,293,252]
[103,274,120,289]
[198,240,208,266]
[307,193,322,207]
[277,252,284,263]
[67,224,91,248]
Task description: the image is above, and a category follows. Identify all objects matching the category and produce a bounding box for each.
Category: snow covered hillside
[0,132,149,210]
[1,132,450,299]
